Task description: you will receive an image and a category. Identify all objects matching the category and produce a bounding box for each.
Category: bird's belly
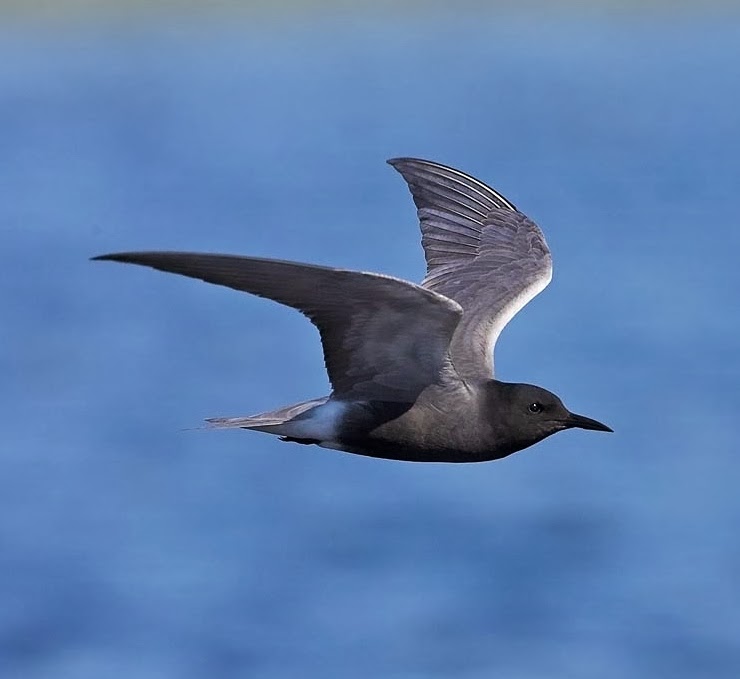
[332,401,495,463]
[321,434,492,463]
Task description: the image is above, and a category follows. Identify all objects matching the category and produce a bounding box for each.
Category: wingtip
[90,253,124,263]
[90,252,148,264]
[387,156,431,168]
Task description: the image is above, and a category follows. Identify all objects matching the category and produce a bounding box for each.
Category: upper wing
[388,158,552,379]
[92,252,462,402]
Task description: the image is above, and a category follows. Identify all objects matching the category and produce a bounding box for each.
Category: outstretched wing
[388,158,552,379]
[92,252,462,402]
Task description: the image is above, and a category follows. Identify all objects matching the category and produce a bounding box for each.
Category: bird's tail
[204,396,330,432]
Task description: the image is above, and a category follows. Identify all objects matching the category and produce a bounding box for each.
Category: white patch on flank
[275,400,348,442]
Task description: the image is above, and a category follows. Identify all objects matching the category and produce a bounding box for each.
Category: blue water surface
[1,10,739,678]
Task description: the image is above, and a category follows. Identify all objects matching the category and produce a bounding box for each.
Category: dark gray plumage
[92,158,611,462]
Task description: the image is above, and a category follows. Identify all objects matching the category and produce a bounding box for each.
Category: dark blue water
[2,11,739,678]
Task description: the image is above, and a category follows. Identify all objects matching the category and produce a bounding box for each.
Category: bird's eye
[528,402,543,413]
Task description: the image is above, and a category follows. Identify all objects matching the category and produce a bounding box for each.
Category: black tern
[93,158,612,462]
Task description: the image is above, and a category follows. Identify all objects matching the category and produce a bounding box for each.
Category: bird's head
[488,381,612,455]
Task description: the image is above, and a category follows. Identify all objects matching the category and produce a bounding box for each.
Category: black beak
[565,412,613,433]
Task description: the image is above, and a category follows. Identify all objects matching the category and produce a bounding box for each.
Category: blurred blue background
[2,3,739,677]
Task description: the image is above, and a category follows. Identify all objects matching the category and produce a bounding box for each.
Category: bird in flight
[93,158,611,462]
